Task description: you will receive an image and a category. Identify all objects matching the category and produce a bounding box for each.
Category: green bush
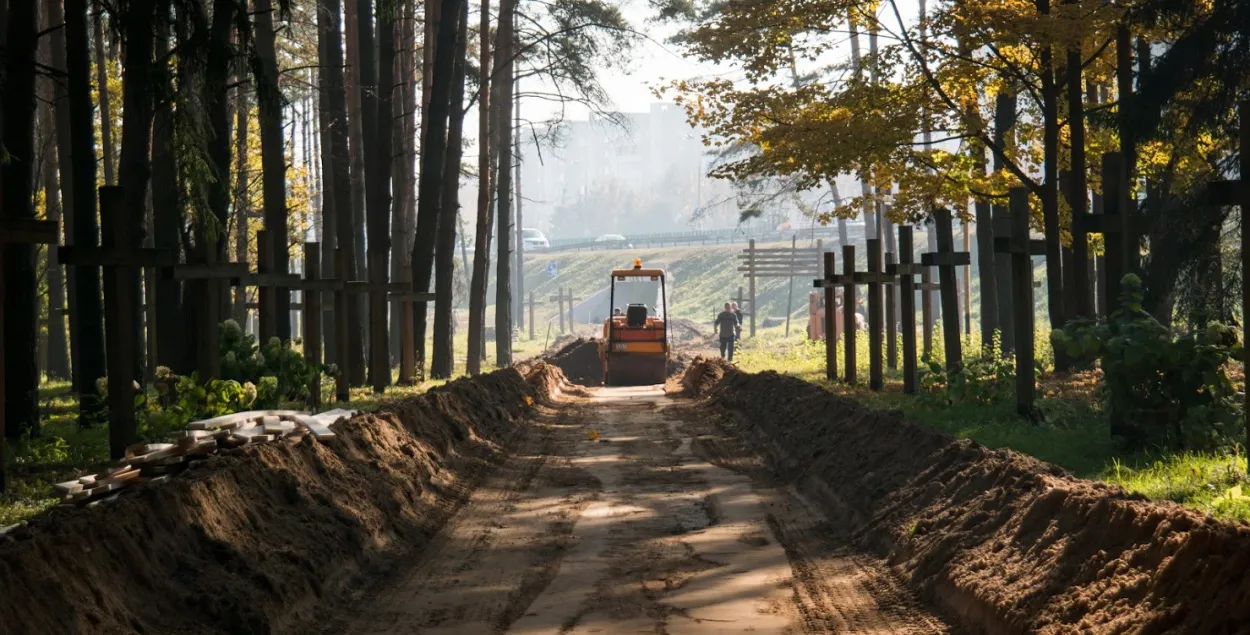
[919,335,1026,406]
[219,319,320,406]
[1053,274,1241,450]
[136,369,258,441]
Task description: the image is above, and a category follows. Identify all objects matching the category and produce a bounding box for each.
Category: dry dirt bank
[0,365,562,635]
[679,358,1250,634]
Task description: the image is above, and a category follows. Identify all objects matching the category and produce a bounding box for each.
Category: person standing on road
[716,303,740,361]
[730,301,743,341]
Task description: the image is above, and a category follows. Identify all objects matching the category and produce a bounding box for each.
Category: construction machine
[600,259,669,385]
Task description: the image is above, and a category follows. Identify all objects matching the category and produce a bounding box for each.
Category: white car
[521,228,549,251]
[594,233,633,249]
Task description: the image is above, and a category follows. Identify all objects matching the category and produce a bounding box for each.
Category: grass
[733,328,1250,523]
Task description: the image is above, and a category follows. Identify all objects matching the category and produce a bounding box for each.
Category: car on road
[594,233,633,249]
[521,228,549,251]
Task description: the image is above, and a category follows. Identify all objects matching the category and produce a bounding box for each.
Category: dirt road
[319,386,959,634]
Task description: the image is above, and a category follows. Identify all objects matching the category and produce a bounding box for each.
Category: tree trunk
[233,64,250,327]
[117,0,158,383]
[847,11,875,244]
[1065,22,1092,324]
[188,0,236,377]
[432,0,468,379]
[48,0,81,387]
[64,0,107,421]
[493,0,516,367]
[466,0,491,375]
[320,0,359,386]
[316,0,338,364]
[360,0,393,392]
[343,0,367,384]
[1116,23,1135,181]
[413,0,464,376]
[94,12,115,186]
[151,22,184,372]
[252,0,291,343]
[1037,0,1065,371]
[38,14,70,381]
[992,87,1018,354]
[3,0,38,440]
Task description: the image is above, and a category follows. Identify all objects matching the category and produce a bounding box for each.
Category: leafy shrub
[136,370,258,441]
[919,336,1026,406]
[1053,274,1242,450]
[219,319,320,406]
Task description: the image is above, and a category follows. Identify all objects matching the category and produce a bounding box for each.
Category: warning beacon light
[633,258,642,269]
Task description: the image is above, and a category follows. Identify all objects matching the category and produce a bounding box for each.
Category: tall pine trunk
[233,69,251,327]
[64,0,107,421]
[1065,20,1092,324]
[117,0,158,382]
[2,0,38,439]
[432,0,468,378]
[38,12,70,381]
[320,0,359,384]
[343,0,367,384]
[413,0,464,375]
[1037,0,1065,370]
[493,0,515,367]
[466,0,491,375]
[316,0,338,364]
[151,19,184,371]
[252,0,291,342]
[359,0,393,392]
[93,12,115,185]
[991,87,1018,354]
[49,0,81,387]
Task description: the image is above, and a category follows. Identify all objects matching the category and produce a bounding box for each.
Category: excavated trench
[2,358,1247,634]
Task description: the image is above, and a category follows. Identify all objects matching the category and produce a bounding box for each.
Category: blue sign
[547,261,558,278]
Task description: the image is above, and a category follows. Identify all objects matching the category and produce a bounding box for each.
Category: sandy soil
[317,385,958,634]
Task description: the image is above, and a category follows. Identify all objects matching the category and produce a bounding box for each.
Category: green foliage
[1054,274,1242,450]
[136,368,259,442]
[219,319,320,406]
[918,336,1024,406]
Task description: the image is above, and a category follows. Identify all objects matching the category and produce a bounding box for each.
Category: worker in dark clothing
[730,301,743,341]
[715,302,739,361]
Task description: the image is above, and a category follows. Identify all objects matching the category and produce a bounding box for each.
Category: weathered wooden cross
[884,253,898,371]
[921,208,972,373]
[885,227,922,394]
[0,218,60,491]
[812,251,842,381]
[549,288,568,333]
[841,245,858,384]
[524,292,540,340]
[1077,151,1146,308]
[57,187,178,458]
[918,269,939,357]
[854,239,898,391]
[995,188,1047,419]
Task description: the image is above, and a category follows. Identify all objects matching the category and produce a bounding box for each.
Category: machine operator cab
[600,259,669,386]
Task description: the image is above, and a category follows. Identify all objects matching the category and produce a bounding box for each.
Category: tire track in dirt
[319,386,959,634]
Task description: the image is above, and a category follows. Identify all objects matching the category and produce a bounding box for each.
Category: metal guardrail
[543,223,864,254]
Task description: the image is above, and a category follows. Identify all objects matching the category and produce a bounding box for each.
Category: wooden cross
[886,227,922,393]
[841,245,858,384]
[1077,152,1146,308]
[524,292,539,340]
[996,187,1045,419]
[0,218,60,492]
[1206,100,1250,474]
[921,208,972,373]
[549,288,567,333]
[853,239,898,391]
[884,252,898,371]
[812,251,840,380]
[57,187,178,458]
[918,270,939,357]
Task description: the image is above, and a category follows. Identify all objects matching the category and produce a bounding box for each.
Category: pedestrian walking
[715,303,739,361]
[730,301,743,341]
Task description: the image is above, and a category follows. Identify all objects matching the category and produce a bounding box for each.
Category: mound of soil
[545,338,605,387]
[0,364,563,635]
[687,361,1250,634]
[669,356,731,396]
